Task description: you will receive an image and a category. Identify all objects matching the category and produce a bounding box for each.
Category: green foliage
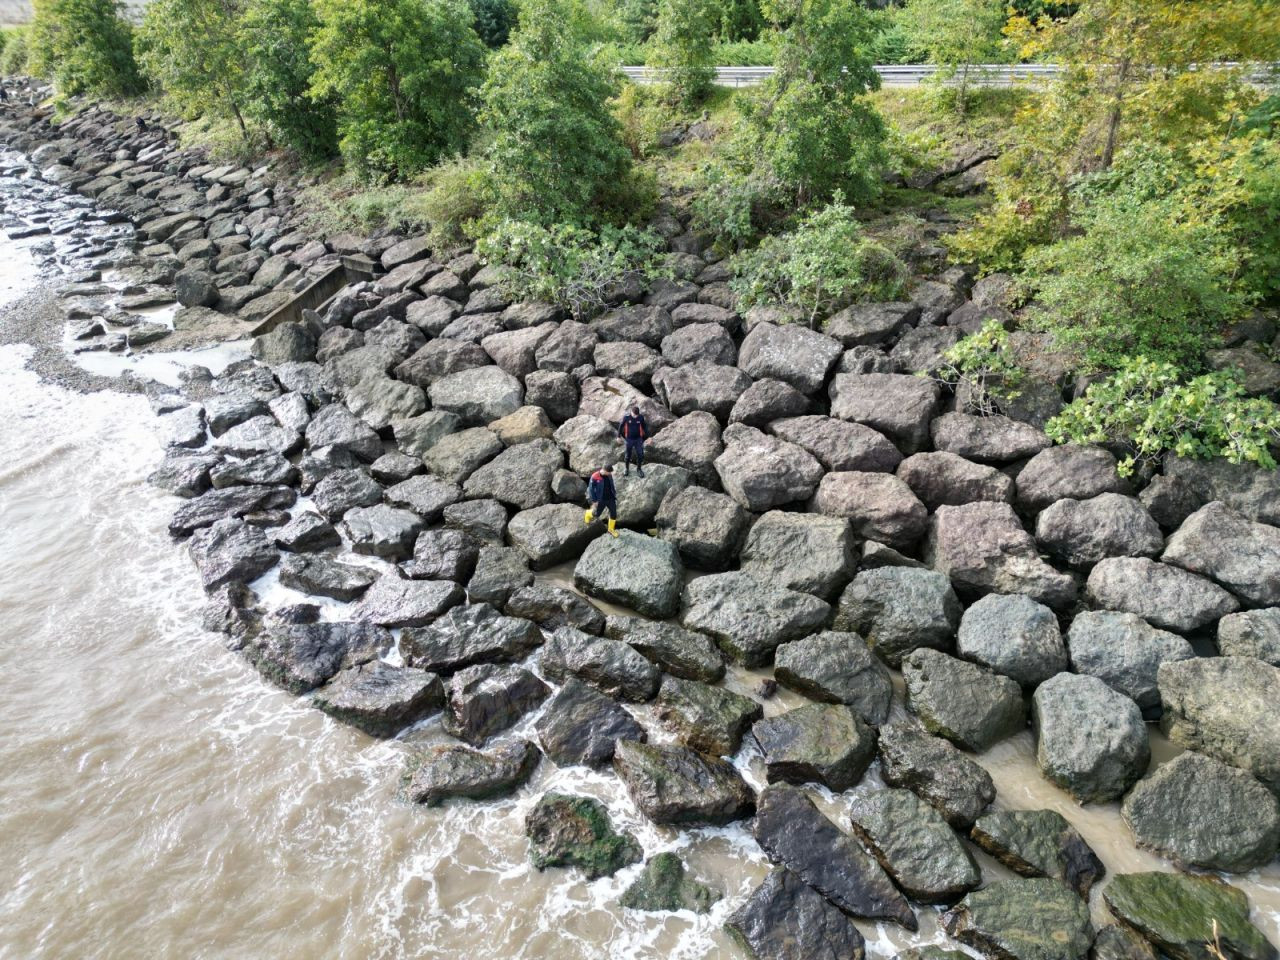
[476,219,666,319]
[711,0,764,41]
[478,0,635,226]
[730,193,909,325]
[935,319,1025,415]
[1046,358,1280,475]
[30,0,143,96]
[647,0,717,107]
[690,165,779,251]
[138,0,250,135]
[309,0,486,182]
[239,0,336,161]
[0,27,30,75]
[469,0,517,47]
[901,0,1009,112]
[737,0,886,206]
[414,156,493,249]
[617,0,659,43]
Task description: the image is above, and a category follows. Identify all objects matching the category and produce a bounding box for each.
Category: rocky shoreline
[2,86,1278,960]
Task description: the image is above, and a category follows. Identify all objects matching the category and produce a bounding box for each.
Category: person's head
[601,465,613,476]
[630,405,640,416]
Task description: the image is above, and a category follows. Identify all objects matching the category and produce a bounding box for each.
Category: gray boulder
[1086,557,1238,633]
[591,304,673,347]
[445,499,509,544]
[394,339,490,388]
[391,410,460,459]
[654,485,750,570]
[604,615,725,682]
[553,415,618,475]
[652,361,752,420]
[1016,445,1129,513]
[1164,455,1280,526]
[810,471,928,549]
[541,626,661,702]
[344,374,426,431]
[752,704,876,791]
[272,512,340,552]
[1163,501,1280,607]
[573,532,684,618]
[534,320,597,371]
[957,593,1067,688]
[660,321,737,366]
[481,323,557,380]
[402,603,542,674]
[903,649,1026,752]
[769,415,902,473]
[341,504,424,560]
[896,451,1015,511]
[278,552,378,601]
[428,366,523,426]
[834,567,961,667]
[311,468,382,521]
[402,529,480,582]
[727,378,808,427]
[1036,494,1164,570]
[504,584,605,635]
[1138,473,1203,531]
[774,631,893,725]
[245,621,388,694]
[930,413,1051,464]
[740,511,856,600]
[1065,611,1194,713]
[714,423,823,511]
[462,438,562,510]
[1217,608,1280,665]
[878,719,996,829]
[829,373,942,454]
[680,572,832,667]
[422,427,503,484]
[613,462,690,528]
[824,301,919,347]
[654,676,762,755]
[350,576,463,628]
[737,322,843,394]
[613,740,755,826]
[384,475,462,522]
[188,517,279,590]
[970,809,1104,898]
[466,544,533,607]
[644,411,723,486]
[506,502,602,569]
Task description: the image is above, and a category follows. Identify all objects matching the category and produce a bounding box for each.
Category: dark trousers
[624,438,645,465]
[593,496,617,520]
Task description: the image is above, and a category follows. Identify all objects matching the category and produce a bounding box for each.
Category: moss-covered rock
[618,853,720,913]
[970,809,1105,898]
[525,792,642,879]
[943,878,1093,960]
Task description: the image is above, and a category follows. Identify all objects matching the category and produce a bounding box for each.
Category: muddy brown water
[0,168,1276,960]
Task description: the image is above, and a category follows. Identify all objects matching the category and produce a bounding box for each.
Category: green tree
[712,0,764,41]
[239,0,336,161]
[468,0,517,46]
[31,0,143,97]
[647,0,717,107]
[478,0,634,225]
[739,0,886,205]
[902,0,1008,113]
[138,0,250,137]
[309,0,486,181]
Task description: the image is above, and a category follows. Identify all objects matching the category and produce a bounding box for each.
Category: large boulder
[943,878,1093,960]
[402,603,542,674]
[394,339,490,388]
[1121,751,1280,873]
[553,415,619,475]
[572,532,684,618]
[391,410,460,459]
[751,703,876,791]
[654,485,750,570]
[728,378,808,427]
[834,567,961,667]
[541,626,661,702]
[644,411,723,486]
[773,631,893,725]
[351,576,463,628]
[1157,656,1280,793]
[342,504,424,560]
[442,663,550,744]
[740,511,856,601]
[726,869,866,960]
[1064,611,1194,714]
[652,361,753,420]
[824,301,919,347]
[343,375,426,431]
[1162,501,1280,607]
[930,413,1051,464]
[311,661,443,737]
[462,438,562,510]
[896,452,1015,511]
[903,649,1026,752]
[768,414,902,473]
[604,615,725,682]
[465,544,533,606]
[848,788,981,903]
[612,740,755,826]
[535,679,646,767]
[383,475,463,522]
[619,853,720,914]
[957,593,1067,688]
[878,719,996,829]
[752,784,916,930]
[829,373,942,454]
[926,502,1077,610]
[810,472,928,549]
[737,322,843,395]
[244,621,388,694]
[1035,494,1164,570]
[1086,557,1238,633]
[188,517,279,590]
[612,462,690,528]
[970,809,1104,898]
[279,553,378,601]
[654,676,762,755]
[714,423,823,512]
[1165,455,1280,526]
[525,792,642,880]
[310,468,382,521]
[679,572,832,667]
[170,483,298,536]
[661,322,737,366]
[578,376,674,432]
[1217,608,1280,665]
[402,740,540,806]
[1032,672,1150,803]
[506,502,602,569]
[422,427,503,484]
[1015,445,1129,513]
[591,304,673,347]
[427,366,523,426]
[504,583,605,635]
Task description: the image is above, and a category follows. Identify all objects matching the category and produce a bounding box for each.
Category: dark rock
[311,661,443,737]
[271,512,338,553]
[188,517,279,590]
[1092,925,1158,960]
[402,739,538,805]
[395,339,490,388]
[209,452,296,489]
[342,504,424,560]
[402,528,480,582]
[1016,446,1129,513]
[930,412,1051,464]
[1164,456,1280,526]
[1138,474,1203,531]
[148,450,221,498]
[752,704,876,790]
[825,302,919,347]
[442,662,550,744]
[594,339,661,388]
[1086,558,1238,633]
[382,475,462,523]
[811,471,928,549]
[573,532,684,618]
[773,631,893,724]
[278,552,378,601]
[769,415,902,473]
[897,452,1015,511]
[445,498,509,543]
[654,676,762,755]
[505,584,605,635]
[653,361,753,421]
[403,603,542,674]
[535,679,645,767]
[370,451,425,485]
[592,304,673,348]
[526,792,642,879]
[305,403,382,461]
[204,393,269,437]
[214,415,301,458]
[878,719,996,829]
[170,484,299,537]
[619,853,719,913]
[466,545,533,606]
[680,572,832,667]
[849,788,980,903]
[645,410,724,486]
[829,373,942,454]
[506,502,603,569]
[1036,494,1164,570]
[737,322,843,395]
[904,649,1026,751]
[462,438,562,510]
[244,621,389,694]
[613,739,755,826]
[428,366,523,426]
[351,576,463,627]
[740,511,856,601]
[834,567,961,667]
[943,878,1093,960]
[1065,611,1194,713]
[422,427,503,484]
[654,485,750,570]
[970,809,1104,898]
[714,424,824,511]
[524,369,579,424]
[603,615,725,682]
[541,626,661,702]
[311,468,383,521]
[727,377,808,427]
[725,868,867,960]
[1163,502,1280,607]
[958,593,1067,688]
[612,462,690,528]
[552,415,617,475]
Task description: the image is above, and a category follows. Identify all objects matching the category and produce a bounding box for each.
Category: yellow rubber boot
[607,518,619,538]
[584,509,593,525]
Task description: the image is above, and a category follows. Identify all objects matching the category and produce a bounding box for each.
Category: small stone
[619,853,720,914]
[525,793,642,879]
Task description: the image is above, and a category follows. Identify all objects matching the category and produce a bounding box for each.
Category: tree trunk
[1100,59,1131,170]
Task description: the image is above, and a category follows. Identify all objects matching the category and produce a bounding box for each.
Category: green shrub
[935,319,1025,415]
[1046,357,1280,476]
[138,0,249,135]
[647,0,717,107]
[711,0,764,42]
[478,0,635,226]
[310,0,486,182]
[239,0,337,162]
[469,0,516,47]
[31,0,143,96]
[689,165,780,251]
[414,156,492,249]
[476,219,666,319]
[730,193,909,325]
[0,27,31,76]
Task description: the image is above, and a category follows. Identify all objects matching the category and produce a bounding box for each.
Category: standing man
[618,405,648,477]
[584,465,619,537]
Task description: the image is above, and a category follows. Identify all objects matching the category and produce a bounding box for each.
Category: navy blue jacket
[587,470,616,504]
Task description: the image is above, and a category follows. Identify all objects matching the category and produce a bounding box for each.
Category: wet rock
[768,415,903,473]
[1086,558,1238,633]
[403,603,542,674]
[207,452,295,490]
[753,784,916,930]
[1016,446,1129,513]
[773,631,893,725]
[466,544,533,606]
[644,410,723,486]
[204,393,269,437]
[428,366,523,426]
[619,853,719,913]
[957,593,1067,688]
[1164,456,1280,526]
[1033,672,1149,803]
[158,404,206,448]
[402,528,480,582]
[1121,751,1280,872]
[726,868,866,960]
[272,512,340,553]
[834,567,961,668]
[311,660,443,737]
[445,499,509,544]
[930,413,1051,464]
[904,649,1026,752]
[613,462,690,528]
[148,449,221,498]
[655,676,761,755]
[442,662,550,744]
[462,438,562,510]
[1163,502,1280,607]
[1102,872,1276,960]
[1065,611,1194,713]
[654,485,750,570]
[829,373,942,454]
[305,403,382,461]
[245,621,389,694]
[422,427,503,484]
[740,511,856,601]
[188,516,279,590]
[752,703,876,790]
[573,532,683,618]
[604,615,725,682]
[943,878,1093,960]
[1217,609,1280,665]
[351,576,463,627]
[1157,656,1280,793]
[738,322,843,394]
[526,792,642,879]
[311,468,383,521]
[214,415,301,458]
[383,475,462,522]
[505,584,605,635]
[342,504,424,560]
[810,471,928,549]
[541,626,661,702]
[715,424,824,512]
[878,719,996,829]
[253,321,316,366]
[613,739,755,826]
[1036,494,1164,570]
[896,949,969,960]
[1092,925,1159,960]
[506,502,603,569]
[680,572,832,667]
[278,552,378,601]
[535,679,646,767]
[849,788,980,903]
[926,502,1077,610]
[897,452,1015,511]
[344,375,427,432]
[970,810,1104,898]
[727,378,808,427]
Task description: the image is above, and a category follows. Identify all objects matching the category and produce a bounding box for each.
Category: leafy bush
[900,0,1009,113]
[239,0,337,162]
[310,0,486,182]
[478,0,635,226]
[689,165,780,251]
[0,27,31,76]
[647,0,717,107]
[476,219,667,319]
[138,0,249,135]
[414,156,492,249]
[30,0,143,96]
[1046,358,1280,476]
[934,319,1025,415]
[469,0,516,47]
[730,194,909,325]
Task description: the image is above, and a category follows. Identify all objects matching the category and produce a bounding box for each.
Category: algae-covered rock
[618,853,720,913]
[525,792,642,879]
[944,877,1094,960]
[970,809,1104,898]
